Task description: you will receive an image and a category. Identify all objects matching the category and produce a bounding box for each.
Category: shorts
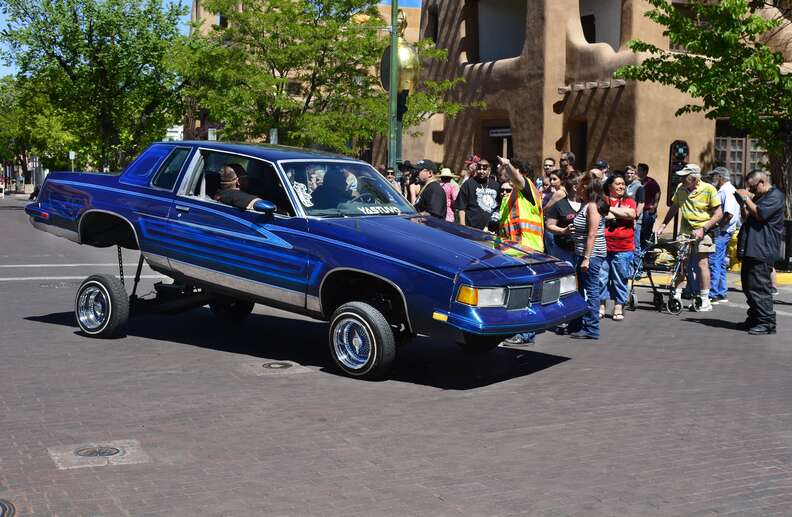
[683,233,715,254]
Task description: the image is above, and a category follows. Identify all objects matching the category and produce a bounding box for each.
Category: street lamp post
[387,0,399,170]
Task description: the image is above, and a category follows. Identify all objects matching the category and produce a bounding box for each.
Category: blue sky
[0,1,421,76]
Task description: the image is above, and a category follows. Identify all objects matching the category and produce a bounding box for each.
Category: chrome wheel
[77,284,109,332]
[333,316,373,370]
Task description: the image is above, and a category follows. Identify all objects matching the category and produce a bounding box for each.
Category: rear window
[120,144,176,188]
[152,148,191,190]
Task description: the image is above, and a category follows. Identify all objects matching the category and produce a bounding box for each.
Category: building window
[465,0,526,63]
[215,14,228,29]
[579,0,622,50]
[714,120,767,188]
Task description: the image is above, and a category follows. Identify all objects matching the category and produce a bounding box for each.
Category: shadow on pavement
[26,309,571,390]
[682,317,745,331]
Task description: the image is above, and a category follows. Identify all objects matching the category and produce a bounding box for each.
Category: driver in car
[311,167,353,209]
[215,165,262,210]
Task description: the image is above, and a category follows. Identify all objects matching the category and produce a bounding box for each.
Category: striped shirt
[573,204,607,257]
[671,182,720,233]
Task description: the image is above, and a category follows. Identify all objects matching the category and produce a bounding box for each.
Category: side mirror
[253,199,277,214]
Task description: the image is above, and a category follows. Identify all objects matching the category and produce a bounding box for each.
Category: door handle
[175,205,190,213]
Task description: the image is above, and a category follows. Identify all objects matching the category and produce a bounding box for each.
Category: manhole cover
[75,446,121,458]
[0,499,16,517]
[262,361,293,370]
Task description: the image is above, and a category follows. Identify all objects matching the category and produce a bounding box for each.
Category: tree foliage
[0,75,77,172]
[615,0,792,213]
[173,0,464,153]
[0,0,186,169]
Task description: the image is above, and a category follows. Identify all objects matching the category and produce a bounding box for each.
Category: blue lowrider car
[26,142,586,380]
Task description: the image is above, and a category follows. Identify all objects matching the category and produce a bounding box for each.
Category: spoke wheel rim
[77,285,109,331]
[333,317,372,370]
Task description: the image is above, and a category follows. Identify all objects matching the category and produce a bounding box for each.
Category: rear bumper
[440,292,587,336]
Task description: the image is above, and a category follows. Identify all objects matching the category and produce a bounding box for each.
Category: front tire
[75,274,129,338]
[329,302,396,380]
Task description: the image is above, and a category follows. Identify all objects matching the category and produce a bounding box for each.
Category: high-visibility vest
[498,181,544,253]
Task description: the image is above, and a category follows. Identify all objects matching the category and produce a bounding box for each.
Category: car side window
[152,147,191,190]
[120,144,173,187]
[181,150,295,217]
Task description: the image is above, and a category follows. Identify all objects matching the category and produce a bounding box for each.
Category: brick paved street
[2,196,792,516]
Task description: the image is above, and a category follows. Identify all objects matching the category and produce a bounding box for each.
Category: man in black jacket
[735,170,786,335]
[413,159,447,219]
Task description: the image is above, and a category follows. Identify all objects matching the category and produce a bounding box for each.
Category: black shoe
[748,325,776,335]
[569,332,596,340]
[736,320,757,330]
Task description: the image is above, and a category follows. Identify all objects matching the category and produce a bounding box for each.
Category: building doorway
[569,120,588,169]
[478,118,513,166]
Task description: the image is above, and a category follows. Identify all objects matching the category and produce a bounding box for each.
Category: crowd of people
[382,150,786,343]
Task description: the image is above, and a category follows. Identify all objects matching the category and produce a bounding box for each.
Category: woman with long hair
[599,174,637,321]
[568,171,609,340]
[545,172,582,264]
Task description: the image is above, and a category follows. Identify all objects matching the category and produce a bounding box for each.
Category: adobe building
[395,0,791,219]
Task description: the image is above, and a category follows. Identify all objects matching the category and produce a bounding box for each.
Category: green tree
[616,0,792,214]
[0,75,77,175]
[0,0,186,169]
[173,0,464,153]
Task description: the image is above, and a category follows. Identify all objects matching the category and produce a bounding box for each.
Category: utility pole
[387,0,399,170]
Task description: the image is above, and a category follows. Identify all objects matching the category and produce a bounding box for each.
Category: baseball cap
[415,159,437,173]
[593,159,609,169]
[464,154,481,165]
[676,163,701,176]
[708,166,731,181]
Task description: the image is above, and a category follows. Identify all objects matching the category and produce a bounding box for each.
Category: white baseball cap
[676,163,701,176]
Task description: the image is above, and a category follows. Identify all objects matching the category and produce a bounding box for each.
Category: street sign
[380,45,393,92]
[68,151,75,160]
[489,128,512,138]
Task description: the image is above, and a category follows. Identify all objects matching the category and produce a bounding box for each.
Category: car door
[165,148,311,309]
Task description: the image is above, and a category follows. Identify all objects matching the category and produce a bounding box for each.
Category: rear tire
[75,274,129,338]
[626,292,637,311]
[329,302,396,380]
[459,333,506,353]
[209,297,255,321]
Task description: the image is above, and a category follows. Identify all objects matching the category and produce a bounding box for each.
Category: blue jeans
[570,254,604,339]
[599,251,633,305]
[708,231,732,298]
[640,212,656,248]
[631,221,643,275]
[548,240,575,265]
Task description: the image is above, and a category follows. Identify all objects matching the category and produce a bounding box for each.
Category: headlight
[456,285,507,307]
[560,274,578,295]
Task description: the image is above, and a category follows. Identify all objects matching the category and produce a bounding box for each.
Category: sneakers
[710,295,728,304]
[771,287,780,296]
[697,298,713,312]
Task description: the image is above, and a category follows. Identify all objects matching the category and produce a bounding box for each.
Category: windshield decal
[357,206,401,216]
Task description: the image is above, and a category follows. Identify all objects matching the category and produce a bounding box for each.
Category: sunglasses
[543,164,553,168]
[478,165,490,170]
[501,188,513,193]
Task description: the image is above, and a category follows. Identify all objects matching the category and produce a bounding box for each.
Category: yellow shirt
[672,181,720,233]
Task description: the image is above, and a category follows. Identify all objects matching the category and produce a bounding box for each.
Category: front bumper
[439,291,587,336]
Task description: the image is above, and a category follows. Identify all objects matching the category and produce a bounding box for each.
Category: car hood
[308,215,558,277]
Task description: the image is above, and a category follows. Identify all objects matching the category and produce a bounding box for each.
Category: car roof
[160,141,365,163]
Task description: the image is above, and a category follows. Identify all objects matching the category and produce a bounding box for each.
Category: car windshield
[281,161,416,218]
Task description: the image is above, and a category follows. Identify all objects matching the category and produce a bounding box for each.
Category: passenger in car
[215,165,261,210]
[312,168,353,209]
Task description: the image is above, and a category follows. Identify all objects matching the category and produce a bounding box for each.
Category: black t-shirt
[455,176,500,229]
[545,197,579,251]
[414,181,447,219]
[737,187,786,264]
[216,188,258,210]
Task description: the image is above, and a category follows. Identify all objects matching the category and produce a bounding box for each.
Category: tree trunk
[768,120,792,219]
